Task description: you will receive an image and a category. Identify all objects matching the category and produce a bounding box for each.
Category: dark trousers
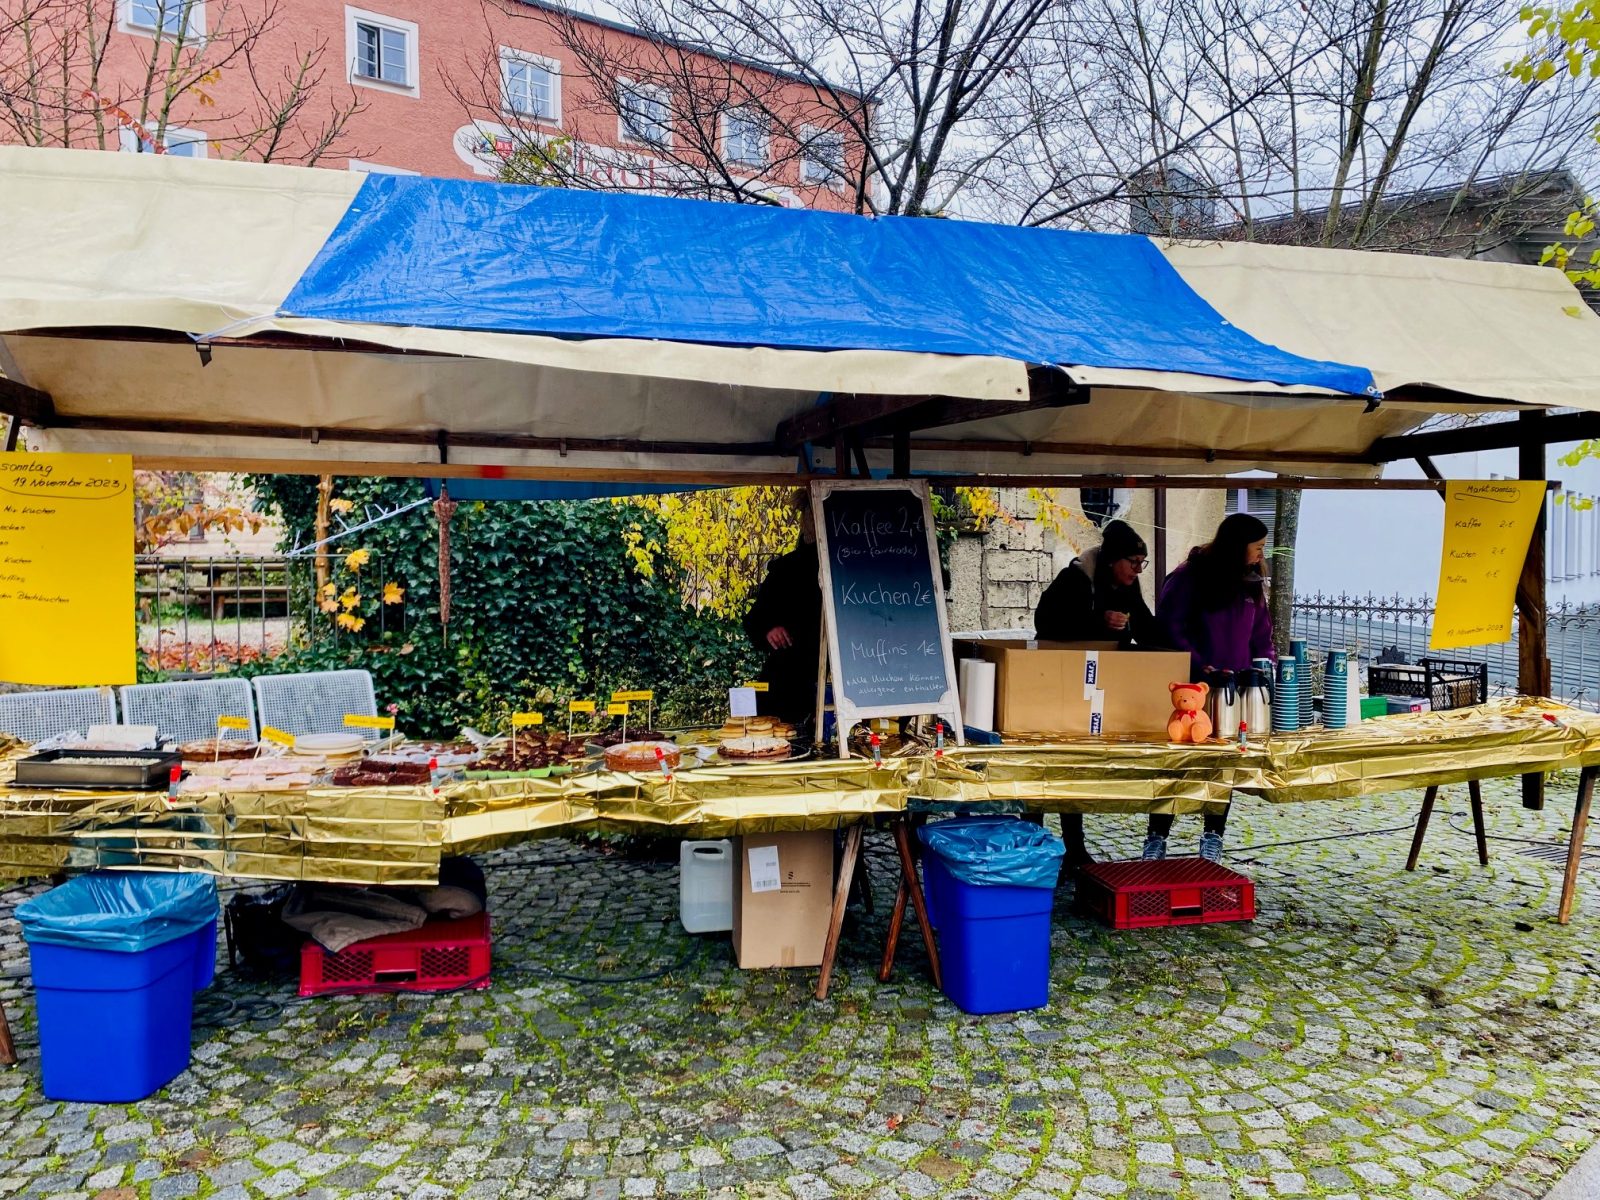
[1146,808,1230,838]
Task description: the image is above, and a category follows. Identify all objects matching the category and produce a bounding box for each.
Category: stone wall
[947,487,1226,634]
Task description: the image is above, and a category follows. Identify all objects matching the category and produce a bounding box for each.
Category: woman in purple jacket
[1143,512,1273,862]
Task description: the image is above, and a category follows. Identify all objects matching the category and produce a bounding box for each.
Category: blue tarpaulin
[282,176,1376,396]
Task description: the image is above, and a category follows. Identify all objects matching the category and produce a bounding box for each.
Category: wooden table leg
[1468,779,1489,866]
[0,998,15,1067]
[878,875,909,983]
[816,824,863,1001]
[1406,785,1439,872]
[892,820,942,991]
[1558,767,1595,926]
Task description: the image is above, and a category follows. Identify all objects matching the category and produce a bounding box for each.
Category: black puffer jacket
[1034,547,1160,647]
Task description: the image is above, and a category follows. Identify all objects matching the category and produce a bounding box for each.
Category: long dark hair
[1185,512,1268,610]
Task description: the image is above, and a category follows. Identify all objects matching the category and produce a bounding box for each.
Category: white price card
[747,844,782,893]
[729,687,758,718]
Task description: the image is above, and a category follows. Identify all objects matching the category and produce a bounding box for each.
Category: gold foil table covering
[0,699,1594,883]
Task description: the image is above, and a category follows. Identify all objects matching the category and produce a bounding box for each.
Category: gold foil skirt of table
[1,699,1595,883]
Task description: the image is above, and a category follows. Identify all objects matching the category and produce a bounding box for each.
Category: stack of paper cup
[1291,638,1313,728]
[1323,650,1349,730]
[1273,657,1300,733]
[961,659,996,732]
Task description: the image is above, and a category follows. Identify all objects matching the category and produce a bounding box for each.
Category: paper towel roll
[962,660,996,731]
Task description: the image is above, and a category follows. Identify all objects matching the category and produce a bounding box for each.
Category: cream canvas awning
[3,146,1596,483]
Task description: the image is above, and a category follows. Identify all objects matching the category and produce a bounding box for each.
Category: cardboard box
[961,641,1192,737]
[731,831,834,968]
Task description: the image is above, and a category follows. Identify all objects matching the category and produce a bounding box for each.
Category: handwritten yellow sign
[216,715,252,731]
[1432,480,1545,649]
[568,700,596,714]
[260,726,297,747]
[607,701,630,716]
[511,711,544,727]
[743,681,770,692]
[344,713,396,731]
[0,453,134,685]
[612,690,653,703]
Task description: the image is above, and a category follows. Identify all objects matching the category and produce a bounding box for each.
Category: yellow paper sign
[613,690,653,703]
[0,453,134,685]
[744,681,770,693]
[1432,480,1545,649]
[568,700,596,714]
[216,715,252,731]
[260,726,296,747]
[607,701,630,716]
[344,713,396,731]
[512,711,544,727]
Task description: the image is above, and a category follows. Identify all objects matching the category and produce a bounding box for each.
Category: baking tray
[14,749,184,791]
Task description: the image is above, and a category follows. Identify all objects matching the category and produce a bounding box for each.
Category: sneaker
[1198,832,1224,863]
[1141,835,1168,861]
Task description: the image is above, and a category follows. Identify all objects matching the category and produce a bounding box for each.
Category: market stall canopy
[0,144,1549,483]
[1161,239,1600,412]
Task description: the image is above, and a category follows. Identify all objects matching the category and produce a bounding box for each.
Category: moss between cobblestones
[3,780,1600,1199]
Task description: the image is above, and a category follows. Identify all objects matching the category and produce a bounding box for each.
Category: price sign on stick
[511,711,542,757]
[344,714,396,731]
[608,701,629,740]
[216,716,250,731]
[613,690,653,726]
[1432,481,1545,650]
[261,726,296,749]
[568,699,595,737]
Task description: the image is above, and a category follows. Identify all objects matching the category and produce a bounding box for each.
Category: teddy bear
[1168,681,1213,743]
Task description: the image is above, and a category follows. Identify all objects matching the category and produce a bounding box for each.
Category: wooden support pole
[816,824,864,1000]
[2,415,18,453]
[1406,785,1439,871]
[1559,767,1595,925]
[891,429,911,479]
[1468,779,1489,867]
[1153,487,1168,584]
[1518,411,1550,811]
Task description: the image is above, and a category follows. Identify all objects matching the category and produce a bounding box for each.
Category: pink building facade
[18,0,861,209]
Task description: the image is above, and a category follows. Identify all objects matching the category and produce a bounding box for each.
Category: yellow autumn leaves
[316,544,404,635]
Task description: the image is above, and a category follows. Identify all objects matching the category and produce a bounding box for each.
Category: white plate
[290,733,366,755]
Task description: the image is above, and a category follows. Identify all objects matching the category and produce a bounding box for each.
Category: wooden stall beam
[1560,767,1596,925]
[1371,410,1600,462]
[0,376,55,427]
[778,394,940,453]
[1518,410,1551,811]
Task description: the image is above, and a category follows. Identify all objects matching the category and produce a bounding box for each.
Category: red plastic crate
[299,912,492,996]
[1075,859,1255,930]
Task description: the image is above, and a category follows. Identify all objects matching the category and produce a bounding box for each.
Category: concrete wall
[948,488,1226,633]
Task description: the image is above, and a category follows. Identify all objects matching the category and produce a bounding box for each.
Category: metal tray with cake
[14,749,184,791]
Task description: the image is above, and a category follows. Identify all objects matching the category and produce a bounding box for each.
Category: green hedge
[247,478,765,738]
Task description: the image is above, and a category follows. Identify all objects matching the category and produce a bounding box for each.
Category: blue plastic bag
[918,818,1065,889]
[17,871,219,954]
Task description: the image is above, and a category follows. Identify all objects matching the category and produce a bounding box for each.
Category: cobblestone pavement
[3,777,1600,1200]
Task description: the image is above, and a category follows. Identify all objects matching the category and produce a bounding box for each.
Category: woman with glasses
[1035,519,1158,647]
[1033,519,1160,869]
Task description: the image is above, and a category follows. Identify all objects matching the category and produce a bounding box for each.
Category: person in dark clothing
[1035,520,1157,647]
[1033,520,1159,869]
[742,502,823,726]
[1143,511,1272,863]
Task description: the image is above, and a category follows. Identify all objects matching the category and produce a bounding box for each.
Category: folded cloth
[282,884,427,954]
[410,885,484,920]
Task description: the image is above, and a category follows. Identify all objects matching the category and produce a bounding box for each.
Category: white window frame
[120,0,205,40]
[616,78,671,148]
[499,47,561,125]
[722,107,769,169]
[801,125,848,187]
[344,6,419,97]
[117,124,208,158]
[347,159,420,175]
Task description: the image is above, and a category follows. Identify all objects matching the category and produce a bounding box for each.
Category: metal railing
[137,554,404,677]
[1290,592,1600,710]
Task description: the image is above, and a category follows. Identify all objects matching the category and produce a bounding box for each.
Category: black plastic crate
[1368,657,1486,711]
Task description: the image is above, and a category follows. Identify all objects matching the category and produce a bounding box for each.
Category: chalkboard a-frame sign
[812,479,964,759]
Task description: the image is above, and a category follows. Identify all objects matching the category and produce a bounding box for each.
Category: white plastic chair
[119,679,258,745]
[251,669,381,740]
[0,687,119,744]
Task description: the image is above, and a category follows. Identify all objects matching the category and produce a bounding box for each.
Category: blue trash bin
[919,819,1064,1015]
[17,871,218,1102]
[189,916,219,991]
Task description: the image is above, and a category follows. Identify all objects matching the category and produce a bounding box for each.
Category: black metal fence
[137,553,403,677]
[1290,592,1600,710]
